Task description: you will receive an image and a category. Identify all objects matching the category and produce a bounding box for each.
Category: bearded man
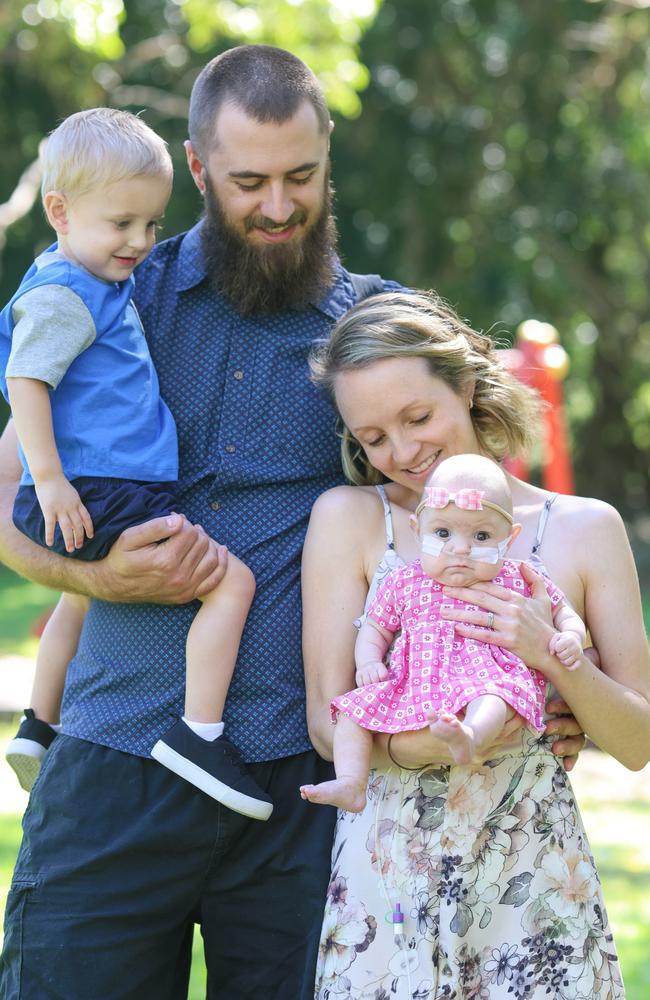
[0,45,397,1000]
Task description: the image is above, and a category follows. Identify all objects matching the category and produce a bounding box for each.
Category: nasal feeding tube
[391,903,414,996]
[391,902,405,944]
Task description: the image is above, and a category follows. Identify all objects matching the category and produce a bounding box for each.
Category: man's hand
[545,696,587,772]
[35,475,94,552]
[91,513,228,604]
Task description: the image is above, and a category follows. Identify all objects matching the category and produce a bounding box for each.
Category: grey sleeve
[6,284,96,389]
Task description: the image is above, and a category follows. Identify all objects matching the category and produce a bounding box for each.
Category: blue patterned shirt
[61,221,397,762]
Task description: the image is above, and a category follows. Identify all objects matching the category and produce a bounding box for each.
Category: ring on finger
[486,611,495,629]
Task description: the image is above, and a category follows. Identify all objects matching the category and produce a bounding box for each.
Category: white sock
[182,718,224,741]
[25,715,61,732]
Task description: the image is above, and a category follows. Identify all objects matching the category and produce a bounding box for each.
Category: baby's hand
[35,476,94,553]
[355,661,389,687]
[548,631,582,671]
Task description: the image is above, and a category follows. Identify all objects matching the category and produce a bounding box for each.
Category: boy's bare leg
[300,714,372,812]
[151,554,273,819]
[184,555,255,724]
[30,592,89,723]
[6,592,88,790]
[427,695,511,766]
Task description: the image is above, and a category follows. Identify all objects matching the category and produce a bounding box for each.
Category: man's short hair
[41,108,173,201]
[188,44,330,158]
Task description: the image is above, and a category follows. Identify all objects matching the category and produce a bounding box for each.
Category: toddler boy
[0,108,271,820]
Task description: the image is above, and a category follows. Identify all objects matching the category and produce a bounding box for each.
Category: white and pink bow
[421,487,486,511]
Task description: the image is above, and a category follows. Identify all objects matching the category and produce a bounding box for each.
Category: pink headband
[415,487,513,524]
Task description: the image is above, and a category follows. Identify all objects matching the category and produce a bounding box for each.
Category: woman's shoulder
[310,484,385,520]
[306,484,398,575]
[515,480,625,534]
[308,484,389,544]
[532,491,630,588]
[549,492,625,533]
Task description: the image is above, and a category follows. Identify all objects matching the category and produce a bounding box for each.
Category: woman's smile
[334,357,480,491]
[404,449,442,477]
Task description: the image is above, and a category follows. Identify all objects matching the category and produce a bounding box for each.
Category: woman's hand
[440,562,556,671]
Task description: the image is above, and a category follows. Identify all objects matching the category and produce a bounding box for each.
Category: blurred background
[2,0,650,533]
[0,0,649,995]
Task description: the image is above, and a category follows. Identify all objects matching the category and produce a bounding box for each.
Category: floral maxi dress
[314,486,624,1000]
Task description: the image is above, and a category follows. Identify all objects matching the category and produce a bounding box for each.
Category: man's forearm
[0,480,98,596]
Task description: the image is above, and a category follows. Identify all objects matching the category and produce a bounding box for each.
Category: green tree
[2,0,649,520]
[331,0,650,515]
[0,0,380,421]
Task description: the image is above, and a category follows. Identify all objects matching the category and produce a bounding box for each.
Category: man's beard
[200,171,338,315]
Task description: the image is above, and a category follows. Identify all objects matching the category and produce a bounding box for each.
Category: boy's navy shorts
[13,476,178,560]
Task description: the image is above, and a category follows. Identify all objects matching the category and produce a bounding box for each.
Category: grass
[0,564,55,657]
[0,735,648,997]
[0,570,648,997]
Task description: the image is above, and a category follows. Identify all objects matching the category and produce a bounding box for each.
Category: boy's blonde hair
[41,108,173,201]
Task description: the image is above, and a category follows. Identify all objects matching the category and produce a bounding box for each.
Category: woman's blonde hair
[310,289,543,485]
[41,108,173,201]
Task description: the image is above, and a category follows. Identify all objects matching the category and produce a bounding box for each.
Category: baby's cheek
[420,553,445,579]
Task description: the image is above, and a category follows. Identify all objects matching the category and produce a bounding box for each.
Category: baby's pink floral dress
[332,559,562,735]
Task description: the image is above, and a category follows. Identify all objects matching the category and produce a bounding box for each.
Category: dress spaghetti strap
[374,483,395,550]
[529,492,558,571]
[353,485,402,629]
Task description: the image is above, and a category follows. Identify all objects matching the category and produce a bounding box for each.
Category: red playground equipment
[501,320,575,494]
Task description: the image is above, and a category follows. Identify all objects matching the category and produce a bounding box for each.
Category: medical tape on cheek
[420,533,446,557]
[468,537,510,564]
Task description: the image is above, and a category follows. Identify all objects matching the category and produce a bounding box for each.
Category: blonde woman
[304,290,649,998]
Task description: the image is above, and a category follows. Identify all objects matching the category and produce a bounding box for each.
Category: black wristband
[386,733,426,771]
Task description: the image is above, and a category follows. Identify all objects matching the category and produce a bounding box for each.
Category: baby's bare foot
[427,710,475,765]
[300,777,367,813]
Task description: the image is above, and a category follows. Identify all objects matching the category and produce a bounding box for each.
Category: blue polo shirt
[61,222,398,762]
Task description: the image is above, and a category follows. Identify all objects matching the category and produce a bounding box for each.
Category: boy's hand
[355,661,389,687]
[35,475,94,552]
[548,631,582,670]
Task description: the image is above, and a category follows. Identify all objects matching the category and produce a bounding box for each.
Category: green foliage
[1,0,649,516]
[182,0,376,116]
[331,0,650,514]
[0,0,379,314]
[0,565,54,656]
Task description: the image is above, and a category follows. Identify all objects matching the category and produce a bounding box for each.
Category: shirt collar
[176,221,208,292]
[175,220,353,318]
[313,264,356,320]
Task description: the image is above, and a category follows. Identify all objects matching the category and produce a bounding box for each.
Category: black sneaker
[151,721,273,821]
[6,709,58,792]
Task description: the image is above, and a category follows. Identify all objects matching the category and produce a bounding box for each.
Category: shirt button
[233,370,244,380]
[210,500,221,512]
[225,444,236,454]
